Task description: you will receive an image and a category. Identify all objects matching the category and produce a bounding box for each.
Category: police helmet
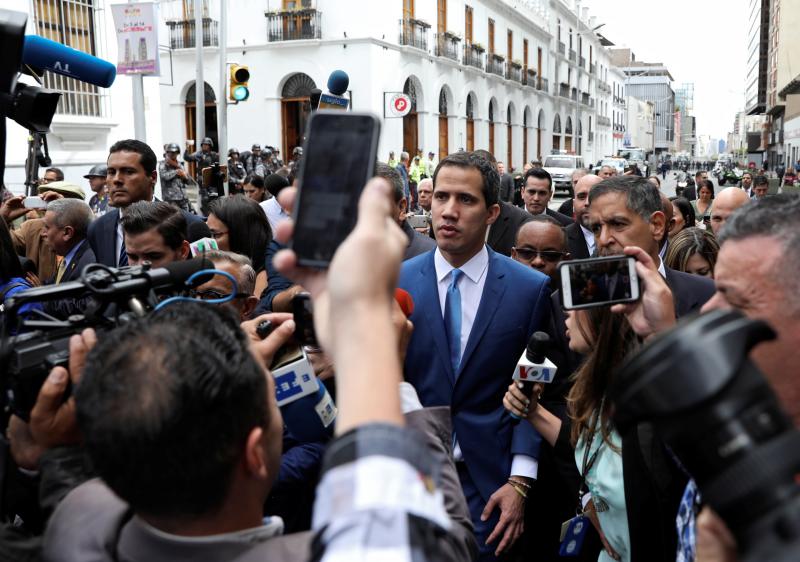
[83,164,108,179]
[201,137,214,148]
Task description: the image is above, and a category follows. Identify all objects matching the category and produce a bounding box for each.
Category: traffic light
[229,64,250,102]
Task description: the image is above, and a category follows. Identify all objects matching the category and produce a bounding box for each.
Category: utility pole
[218,0,228,161]
[194,0,205,143]
[130,0,146,141]
[575,1,581,158]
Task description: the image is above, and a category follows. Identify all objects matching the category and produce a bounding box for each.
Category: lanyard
[578,397,606,509]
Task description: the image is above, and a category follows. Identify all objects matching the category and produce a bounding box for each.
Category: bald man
[565,174,603,259]
[710,187,749,236]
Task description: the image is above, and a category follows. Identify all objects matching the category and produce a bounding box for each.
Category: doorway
[281,73,316,157]
[403,78,420,154]
[184,81,218,178]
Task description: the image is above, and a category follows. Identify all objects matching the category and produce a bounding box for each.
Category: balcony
[569,49,576,63]
[559,82,570,98]
[590,62,596,74]
[463,42,485,70]
[166,18,218,49]
[523,67,537,87]
[506,61,523,83]
[399,18,430,51]
[571,88,578,101]
[265,9,321,42]
[579,55,585,68]
[581,92,591,106]
[558,41,566,55]
[598,116,611,126]
[487,53,505,77]
[434,32,461,62]
[538,77,548,92]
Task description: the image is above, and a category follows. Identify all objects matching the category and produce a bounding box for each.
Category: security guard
[160,143,192,212]
[184,137,219,214]
[228,147,246,195]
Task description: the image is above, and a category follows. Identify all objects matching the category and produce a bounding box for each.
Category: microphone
[510,332,558,422]
[271,346,336,443]
[317,69,349,111]
[394,288,414,317]
[187,221,219,257]
[22,35,116,88]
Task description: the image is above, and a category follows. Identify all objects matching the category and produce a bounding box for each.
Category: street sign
[384,93,412,118]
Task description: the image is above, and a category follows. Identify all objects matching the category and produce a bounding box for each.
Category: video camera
[1,258,213,421]
[610,310,800,562]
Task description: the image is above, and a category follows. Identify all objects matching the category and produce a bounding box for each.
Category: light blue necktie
[444,269,463,373]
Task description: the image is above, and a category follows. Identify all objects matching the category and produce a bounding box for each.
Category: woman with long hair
[668,197,696,240]
[503,250,687,562]
[664,227,720,278]
[207,195,272,296]
[691,180,715,226]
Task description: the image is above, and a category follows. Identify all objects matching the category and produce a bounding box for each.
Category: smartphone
[23,196,47,209]
[407,214,429,229]
[559,256,640,310]
[292,292,319,349]
[291,111,381,267]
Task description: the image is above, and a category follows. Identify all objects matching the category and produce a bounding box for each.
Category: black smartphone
[292,292,319,349]
[291,111,381,267]
[559,256,640,310]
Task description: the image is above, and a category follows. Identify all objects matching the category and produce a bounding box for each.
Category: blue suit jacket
[399,247,551,503]
[88,208,204,267]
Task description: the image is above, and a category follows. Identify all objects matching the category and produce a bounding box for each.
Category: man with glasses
[511,216,569,283]
[40,167,64,185]
[192,250,259,321]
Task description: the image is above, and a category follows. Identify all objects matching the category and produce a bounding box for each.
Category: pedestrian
[159,143,192,213]
[409,155,424,211]
[395,151,411,205]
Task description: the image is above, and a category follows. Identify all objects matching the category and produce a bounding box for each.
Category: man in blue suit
[399,151,551,561]
[88,139,203,268]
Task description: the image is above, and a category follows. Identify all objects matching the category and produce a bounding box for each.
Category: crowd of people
[0,135,797,562]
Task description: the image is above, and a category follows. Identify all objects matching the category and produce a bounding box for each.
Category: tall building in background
[675,83,697,157]
[746,0,769,115]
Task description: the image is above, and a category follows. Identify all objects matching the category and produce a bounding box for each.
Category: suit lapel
[457,250,506,377]
[417,254,457,385]
[488,205,511,248]
[63,241,89,282]
[567,224,590,259]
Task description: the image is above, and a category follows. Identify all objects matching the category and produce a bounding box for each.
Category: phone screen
[291,111,380,267]
[559,256,639,310]
[23,196,47,209]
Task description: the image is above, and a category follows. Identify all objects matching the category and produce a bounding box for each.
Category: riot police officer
[228,147,246,195]
[242,143,265,177]
[184,137,219,214]
[160,143,192,212]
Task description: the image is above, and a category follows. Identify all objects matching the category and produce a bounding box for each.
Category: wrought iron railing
[167,18,219,49]
[434,32,461,61]
[399,18,430,51]
[463,42,485,70]
[487,54,505,77]
[265,9,322,41]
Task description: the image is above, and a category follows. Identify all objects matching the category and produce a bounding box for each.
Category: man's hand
[696,507,738,562]
[241,313,295,369]
[610,246,676,339]
[29,328,97,448]
[481,481,527,556]
[41,191,64,202]
[1,195,29,222]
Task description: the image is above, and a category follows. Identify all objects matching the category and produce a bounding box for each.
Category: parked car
[542,154,585,197]
[593,157,628,176]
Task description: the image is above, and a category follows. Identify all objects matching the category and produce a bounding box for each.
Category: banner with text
[111,2,159,75]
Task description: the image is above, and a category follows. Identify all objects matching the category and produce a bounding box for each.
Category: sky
[582,0,748,140]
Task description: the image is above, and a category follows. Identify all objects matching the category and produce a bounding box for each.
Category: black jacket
[487,201,533,256]
[565,222,591,260]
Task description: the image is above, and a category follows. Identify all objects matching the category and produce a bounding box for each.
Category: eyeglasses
[190,289,248,301]
[210,230,228,239]
[512,247,565,263]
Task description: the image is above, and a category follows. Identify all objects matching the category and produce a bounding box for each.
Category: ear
[179,239,191,260]
[649,210,666,243]
[486,203,501,226]
[242,296,259,320]
[244,426,268,479]
[62,225,75,242]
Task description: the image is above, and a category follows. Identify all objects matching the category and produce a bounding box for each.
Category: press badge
[559,514,589,557]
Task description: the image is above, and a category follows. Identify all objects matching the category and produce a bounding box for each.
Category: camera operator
[22,178,473,561]
[89,140,202,268]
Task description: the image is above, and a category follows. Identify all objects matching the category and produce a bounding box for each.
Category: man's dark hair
[243,174,265,190]
[471,149,497,168]
[718,194,800,309]
[0,218,23,281]
[753,175,769,186]
[76,303,269,517]
[433,151,500,207]
[374,162,404,203]
[121,201,187,250]
[524,167,553,191]
[109,139,158,175]
[588,175,662,223]
[45,167,64,181]
[515,214,567,249]
[694,170,706,180]
[208,195,272,272]
[263,173,290,198]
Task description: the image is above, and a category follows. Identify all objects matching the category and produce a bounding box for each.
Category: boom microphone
[22,35,116,88]
[510,332,558,422]
[318,69,349,111]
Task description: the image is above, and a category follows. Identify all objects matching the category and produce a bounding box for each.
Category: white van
[542,154,585,197]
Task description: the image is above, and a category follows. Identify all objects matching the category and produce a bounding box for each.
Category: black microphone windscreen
[161,257,215,287]
[187,220,212,242]
[327,70,349,96]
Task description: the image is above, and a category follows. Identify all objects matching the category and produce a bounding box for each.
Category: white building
[626,97,654,153]
[2,0,626,192]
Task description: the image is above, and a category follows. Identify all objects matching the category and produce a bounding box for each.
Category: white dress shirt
[115,211,125,266]
[433,246,539,479]
[580,224,596,256]
[260,197,290,232]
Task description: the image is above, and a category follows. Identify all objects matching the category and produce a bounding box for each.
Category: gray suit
[403,219,437,261]
[43,407,476,562]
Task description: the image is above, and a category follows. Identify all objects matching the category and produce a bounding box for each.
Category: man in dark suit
[40,199,95,284]
[88,139,203,268]
[400,152,551,561]
[487,200,533,256]
[497,161,515,203]
[564,174,602,259]
[520,168,572,227]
